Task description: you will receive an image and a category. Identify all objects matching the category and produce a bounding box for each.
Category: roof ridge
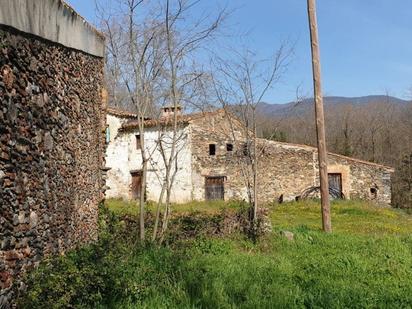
[257,138,394,171]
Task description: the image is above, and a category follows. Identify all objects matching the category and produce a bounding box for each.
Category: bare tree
[97,0,167,241]
[212,45,291,235]
[98,0,226,242]
[153,0,226,242]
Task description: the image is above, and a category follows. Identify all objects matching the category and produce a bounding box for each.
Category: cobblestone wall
[0,26,105,305]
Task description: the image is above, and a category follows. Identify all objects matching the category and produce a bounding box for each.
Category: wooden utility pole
[307,0,332,232]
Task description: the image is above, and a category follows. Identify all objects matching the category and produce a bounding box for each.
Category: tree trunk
[152,183,166,242]
[139,123,147,241]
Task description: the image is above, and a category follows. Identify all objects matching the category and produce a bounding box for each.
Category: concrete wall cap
[0,0,105,57]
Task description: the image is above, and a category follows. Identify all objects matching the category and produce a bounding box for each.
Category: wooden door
[328,173,343,198]
[131,171,142,199]
[205,177,225,200]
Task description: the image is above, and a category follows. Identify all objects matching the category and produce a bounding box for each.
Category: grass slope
[271,199,412,235]
[20,199,412,308]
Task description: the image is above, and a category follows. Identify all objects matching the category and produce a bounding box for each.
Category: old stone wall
[327,153,392,204]
[190,112,393,205]
[256,141,393,204]
[255,141,316,203]
[0,25,105,304]
[190,111,251,201]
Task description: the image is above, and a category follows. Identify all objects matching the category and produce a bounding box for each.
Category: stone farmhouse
[105,107,393,205]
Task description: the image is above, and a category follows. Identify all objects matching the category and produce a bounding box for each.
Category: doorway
[205,176,225,200]
[130,171,142,199]
[328,173,343,198]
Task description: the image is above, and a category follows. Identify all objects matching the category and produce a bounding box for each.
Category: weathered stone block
[29,212,38,229]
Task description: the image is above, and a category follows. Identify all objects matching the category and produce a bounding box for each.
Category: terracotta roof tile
[121,109,225,130]
[107,107,138,118]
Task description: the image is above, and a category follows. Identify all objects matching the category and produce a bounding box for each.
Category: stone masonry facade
[0,2,106,305]
[255,141,392,204]
[107,109,392,205]
[190,112,392,204]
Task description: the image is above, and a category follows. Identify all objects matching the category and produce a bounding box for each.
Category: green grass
[270,199,412,235]
[20,199,412,308]
[105,198,245,217]
[181,234,412,308]
[107,198,412,235]
[105,198,140,216]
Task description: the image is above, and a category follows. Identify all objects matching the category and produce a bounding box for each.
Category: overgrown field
[19,199,412,308]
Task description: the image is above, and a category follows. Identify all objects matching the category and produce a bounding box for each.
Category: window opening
[136,135,141,150]
[209,144,216,155]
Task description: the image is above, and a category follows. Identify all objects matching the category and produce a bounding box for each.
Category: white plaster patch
[105,116,193,203]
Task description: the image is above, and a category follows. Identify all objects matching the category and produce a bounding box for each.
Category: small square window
[242,143,249,156]
[209,144,216,156]
[136,135,141,150]
[226,143,233,152]
[105,126,110,144]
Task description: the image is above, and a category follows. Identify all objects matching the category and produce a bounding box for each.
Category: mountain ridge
[257,95,411,117]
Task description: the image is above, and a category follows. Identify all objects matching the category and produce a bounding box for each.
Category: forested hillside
[258,96,412,208]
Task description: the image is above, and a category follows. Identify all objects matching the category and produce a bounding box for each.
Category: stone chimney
[161,105,182,118]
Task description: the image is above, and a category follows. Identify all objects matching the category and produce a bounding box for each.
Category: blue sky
[66,0,412,103]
